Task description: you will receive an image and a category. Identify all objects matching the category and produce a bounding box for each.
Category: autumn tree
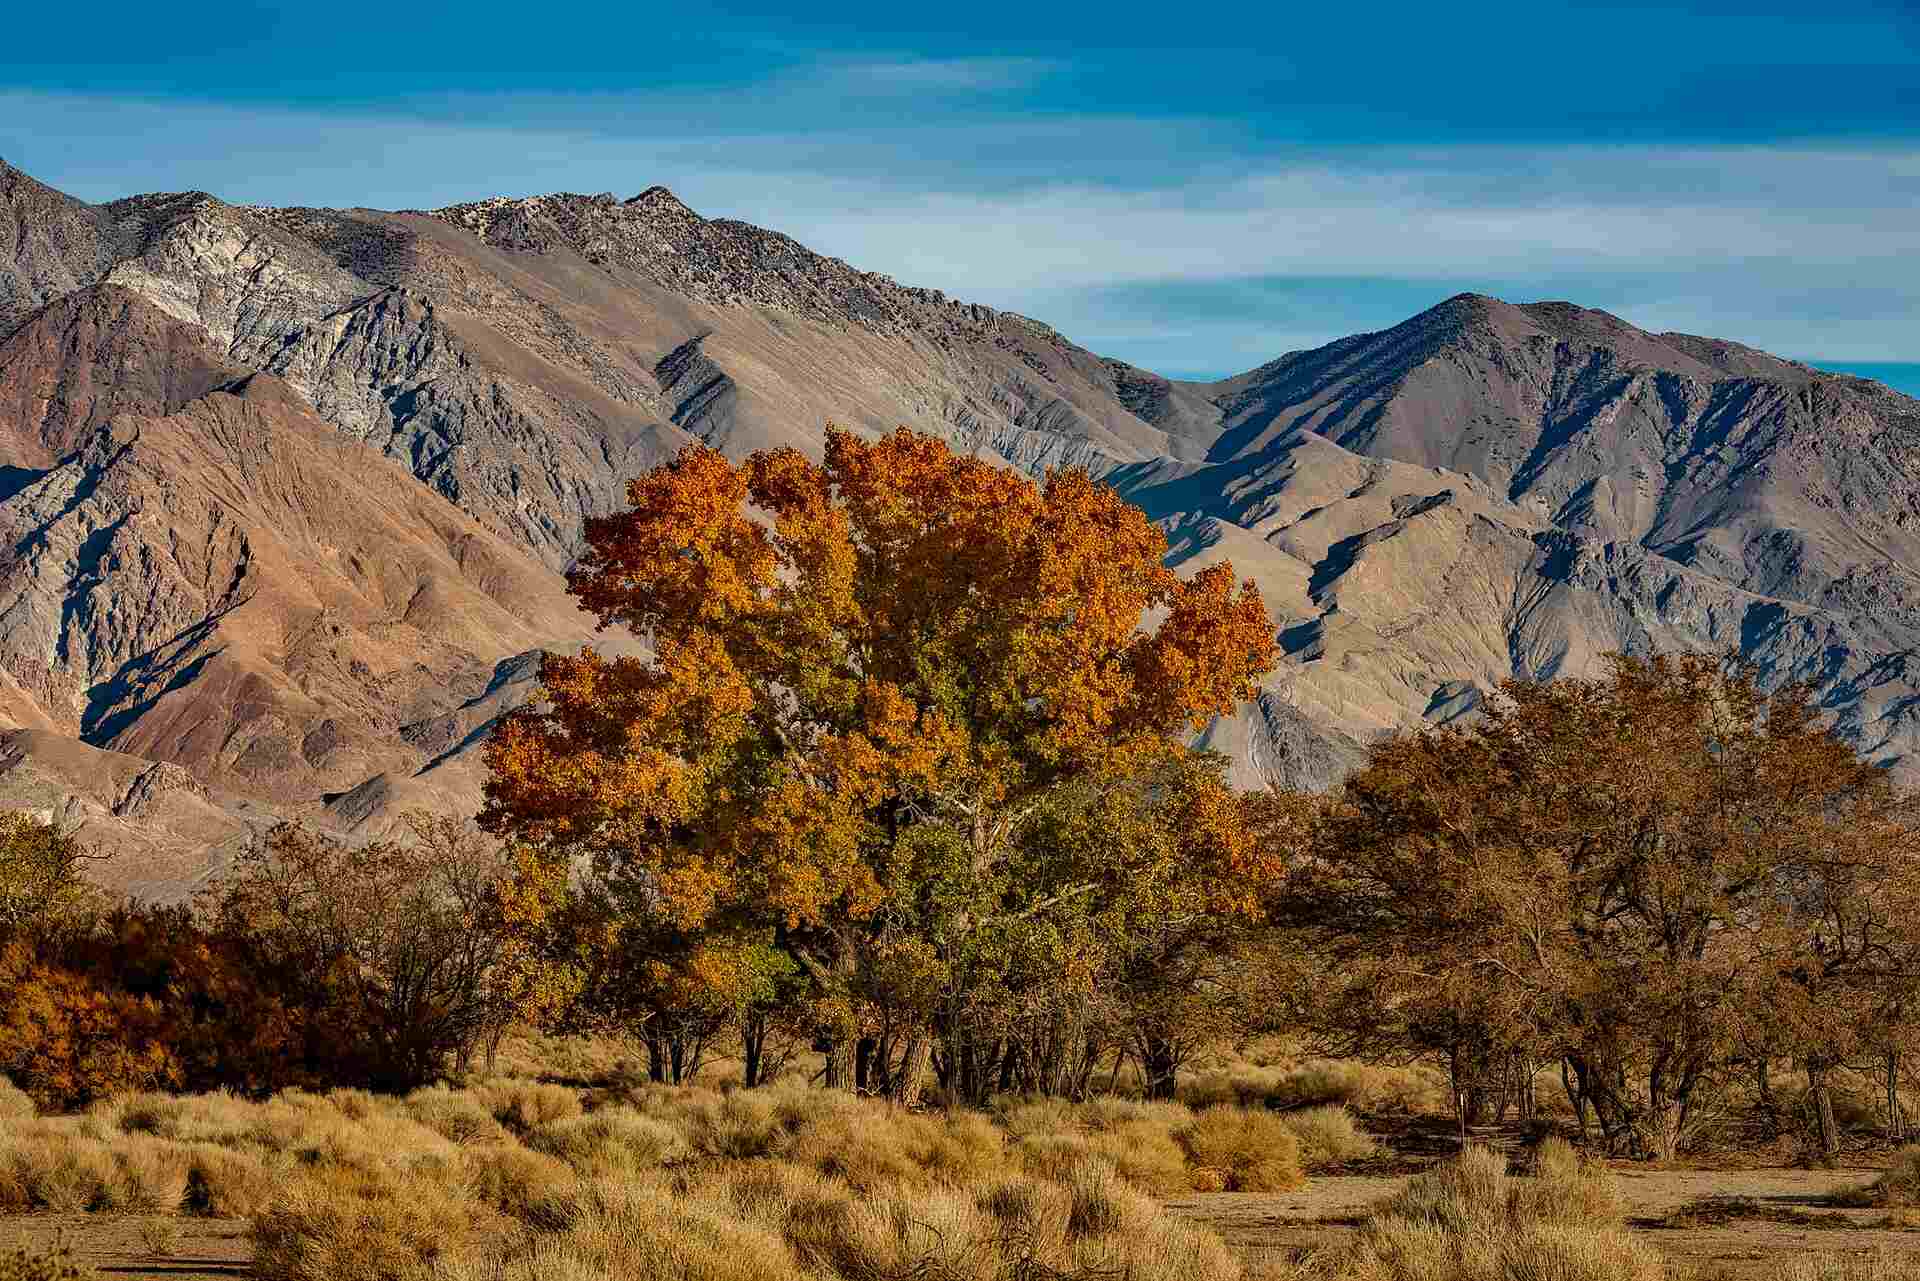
[482,428,1278,1095]
[0,812,103,933]
[207,814,537,1089]
[1284,653,1920,1160]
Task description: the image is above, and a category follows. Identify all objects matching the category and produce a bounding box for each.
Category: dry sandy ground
[1167,1168,1920,1276]
[1,1213,249,1278]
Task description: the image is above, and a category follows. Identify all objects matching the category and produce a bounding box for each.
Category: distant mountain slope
[3,156,1920,888]
[1174,295,1920,759]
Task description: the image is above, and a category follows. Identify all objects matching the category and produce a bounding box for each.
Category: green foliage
[0,813,99,932]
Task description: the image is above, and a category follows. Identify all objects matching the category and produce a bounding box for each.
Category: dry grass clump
[426,1151,1245,1281]
[108,1139,192,1211]
[0,1132,118,1211]
[252,1164,505,1281]
[1289,1139,1661,1281]
[462,1144,579,1225]
[402,1086,510,1146]
[1175,1106,1308,1192]
[472,1079,582,1132]
[0,1079,33,1121]
[136,1215,185,1258]
[183,1143,278,1217]
[1178,1053,1450,1116]
[1277,1104,1380,1169]
[525,1106,689,1175]
[1262,1059,1450,1115]
[994,1093,1334,1192]
[0,1243,94,1281]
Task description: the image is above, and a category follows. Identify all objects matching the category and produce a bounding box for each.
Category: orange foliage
[483,428,1277,938]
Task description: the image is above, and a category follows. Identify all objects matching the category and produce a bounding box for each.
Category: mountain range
[4,155,1918,895]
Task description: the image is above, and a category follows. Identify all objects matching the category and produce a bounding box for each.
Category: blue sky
[4,0,1915,389]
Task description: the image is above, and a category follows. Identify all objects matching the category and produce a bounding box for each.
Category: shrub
[1261,1059,1451,1114]
[403,1087,509,1146]
[137,1216,184,1258]
[1509,1137,1623,1225]
[463,1145,578,1226]
[110,1138,191,1211]
[1780,1252,1920,1281]
[24,1140,116,1212]
[1278,1104,1379,1169]
[1015,1133,1096,1183]
[474,1080,581,1132]
[0,1146,25,1212]
[251,1164,502,1281]
[0,1244,93,1281]
[431,1180,804,1281]
[526,1108,687,1175]
[1087,1121,1192,1193]
[1065,1159,1154,1238]
[1302,1143,1663,1281]
[184,1144,279,1217]
[1175,1106,1307,1191]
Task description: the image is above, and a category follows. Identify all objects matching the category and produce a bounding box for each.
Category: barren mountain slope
[1206,294,1920,616]
[5,158,1920,888]
[0,295,593,856]
[1188,296,1920,760]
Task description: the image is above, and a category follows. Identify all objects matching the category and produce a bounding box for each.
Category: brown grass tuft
[1175,1106,1308,1192]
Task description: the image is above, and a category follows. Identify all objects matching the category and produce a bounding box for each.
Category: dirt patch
[0,1213,250,1279]
[1165,1168,1920,1277]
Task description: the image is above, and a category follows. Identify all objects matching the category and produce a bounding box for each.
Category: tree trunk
[645,1031,668,1084]
[1140,1037,1179,1102]
[1756,1059,1780,1134]
[742,1016,767,1088]
[1562,1059,1590,1140]
[1888,1052,1907,1144]
[888,1034,930,1106]
[1808,1060,1841,1163]
[855,1038,878,1094]
[668,1034,687,1085]
[823,1038,856,1091]
[1449,1047,1468,1151]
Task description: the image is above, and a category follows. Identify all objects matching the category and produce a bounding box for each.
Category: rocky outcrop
[0,160,128,337]
[0,360,588,810]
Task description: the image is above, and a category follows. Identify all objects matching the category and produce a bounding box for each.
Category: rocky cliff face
[2,158,1919,888]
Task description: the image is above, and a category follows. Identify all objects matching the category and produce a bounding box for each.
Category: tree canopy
[482,428,1279,1092]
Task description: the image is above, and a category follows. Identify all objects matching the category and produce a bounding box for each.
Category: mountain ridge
[2,157,1918,889]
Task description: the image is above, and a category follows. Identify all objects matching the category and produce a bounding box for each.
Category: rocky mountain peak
[626,185,696,215]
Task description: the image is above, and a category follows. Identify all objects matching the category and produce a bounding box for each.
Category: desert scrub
[0,1244,93,1281]
[1780,1251,1920,1281]
[472,1079,581,1132]
[2,1080,1265,1280]
[1175,1106,1308,1191]
[1300,1141,1662,1281]
[525,1107,688,1175]
[136,1216,184,1258]
[1276,1104,1379,1169]
[252,1163,505,1281]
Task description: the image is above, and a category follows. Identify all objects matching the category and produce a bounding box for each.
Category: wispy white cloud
[3,89,1912,367]
[816,56,1060,93]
